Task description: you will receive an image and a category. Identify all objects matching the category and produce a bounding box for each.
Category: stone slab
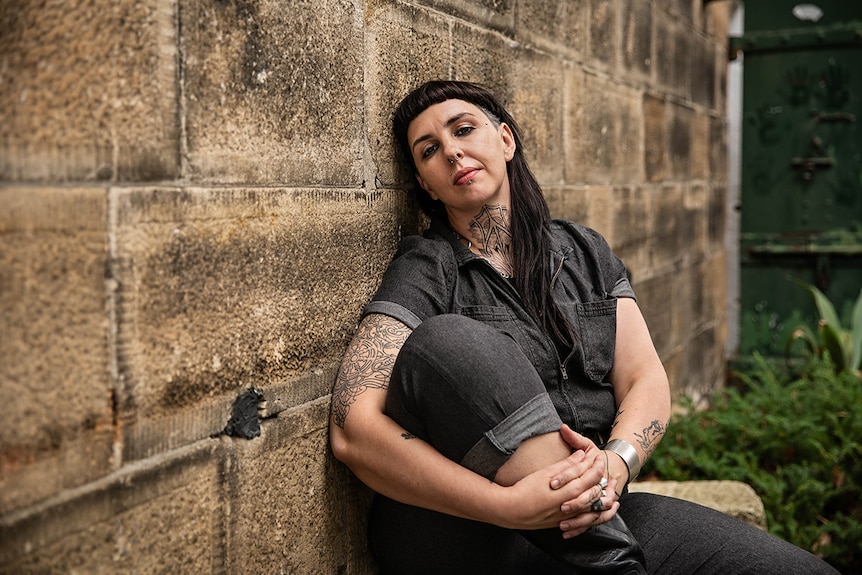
[0,0,179,181]
[181,0,365,186]
[0,187,114,514]
[110,186,407,461]
[226,397,372,574]
[0,440,226,573]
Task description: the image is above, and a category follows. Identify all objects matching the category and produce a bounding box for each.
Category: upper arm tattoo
[330,314,411,428]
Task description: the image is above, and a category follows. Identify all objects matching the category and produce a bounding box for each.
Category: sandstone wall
[0,0,732,572]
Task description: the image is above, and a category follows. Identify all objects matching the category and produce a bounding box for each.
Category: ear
[499,123,516,162]
[415,173,439,201]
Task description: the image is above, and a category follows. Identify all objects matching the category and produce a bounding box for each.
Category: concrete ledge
[628,480,768,530]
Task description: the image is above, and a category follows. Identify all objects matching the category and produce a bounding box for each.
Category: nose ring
[448,153,461,164]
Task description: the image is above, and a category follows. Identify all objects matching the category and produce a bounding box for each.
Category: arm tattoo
[633,419,667,458]
[330,314,411,428]
[612,409,623,430]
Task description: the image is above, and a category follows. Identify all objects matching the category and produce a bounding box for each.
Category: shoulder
[391,231,456,269]
[549,220,614,253]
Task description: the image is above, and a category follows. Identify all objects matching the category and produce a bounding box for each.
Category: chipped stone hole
[223,387,266,439]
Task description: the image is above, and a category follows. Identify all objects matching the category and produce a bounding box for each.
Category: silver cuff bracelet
[604,439,641,485]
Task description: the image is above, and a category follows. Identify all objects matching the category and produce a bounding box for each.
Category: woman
[329,81,839,575]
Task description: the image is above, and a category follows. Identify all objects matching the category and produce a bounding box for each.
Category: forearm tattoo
[330,314,411,428]
[634,420,667,458]
[611,409,667,459]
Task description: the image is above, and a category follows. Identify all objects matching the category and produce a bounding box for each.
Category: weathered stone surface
[417,0,514,33]
[0,187,114,515]
[516,0,587,56]
[611,186,651,278]
[651,183,687,270]
[692,40,718,110]
[364,2,451,187]
[643,94,667,183]
[668,103,695,181]
[655,17,691,100]
[545,185,615,246]
[181,0,364,186]
[589,0,618,71]
[226,397,372,574]
[571,76,643,184]
[620,0,653,80]
[504,54,567,185]
[111,187,407,461]
[0,440,225,573]
[630,480,768,530]
[0,0,179,182]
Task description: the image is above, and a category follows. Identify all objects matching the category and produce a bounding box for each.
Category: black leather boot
[520,514,647,575]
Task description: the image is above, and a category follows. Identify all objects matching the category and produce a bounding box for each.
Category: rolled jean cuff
[459,392,563,480]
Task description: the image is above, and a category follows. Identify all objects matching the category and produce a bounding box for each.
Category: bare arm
[604,297,671,491]
[329,313,603,530]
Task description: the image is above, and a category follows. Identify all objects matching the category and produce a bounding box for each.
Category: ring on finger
[590,500,603,513]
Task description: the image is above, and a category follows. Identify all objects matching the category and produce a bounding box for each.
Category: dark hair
[393,80,574,348]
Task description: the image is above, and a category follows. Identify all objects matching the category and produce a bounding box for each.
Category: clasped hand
[500,424,619,538]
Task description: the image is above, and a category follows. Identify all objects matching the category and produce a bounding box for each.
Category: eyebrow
[410,112,478,152]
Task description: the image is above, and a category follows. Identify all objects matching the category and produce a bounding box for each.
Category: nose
[446,151,463,164]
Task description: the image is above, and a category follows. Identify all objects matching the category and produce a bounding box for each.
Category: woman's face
[406,99,516,217]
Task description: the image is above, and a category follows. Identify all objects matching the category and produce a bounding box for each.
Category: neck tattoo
[454,205,514,279]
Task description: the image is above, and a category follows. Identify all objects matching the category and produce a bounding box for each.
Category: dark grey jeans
[369,314,841,575]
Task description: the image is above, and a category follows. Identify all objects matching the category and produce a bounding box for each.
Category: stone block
[546,185,615,245]
[0,0,179,182]
[630,480,768,530]
[516,0,588,57]
[632,272,678,358]
[611,185,651,281]
[589,0,619,71]
[691,112,710,180]
[364,2,451,187]
[226,397,374,574]
[570,76,643,184]
[0,187,114,515]
[654,17,691,100]
[692,39,717,110]
[181,0,365,186]
[668,104,695,181]
[643,94,667,183]
[414,0,514,33]
[620,0,653,81]
[650,185,683,262]
[710,116,727,184]
[704,0,732,40]
[0,440,226,573]
[708,184,728,248]
[110,186,407,461]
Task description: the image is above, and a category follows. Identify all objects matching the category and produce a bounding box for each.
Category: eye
[421,143,438,159]
[455,125,475,137]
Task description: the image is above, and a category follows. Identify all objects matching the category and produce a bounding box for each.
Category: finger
[560,501,620,538]
[558,424,595,453]
[550,445,607,490]
[559,476,605,514]
[548,449,588,489]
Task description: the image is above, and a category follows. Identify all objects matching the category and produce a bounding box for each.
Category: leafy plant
[643,354,862,574]
[787,282,862,376]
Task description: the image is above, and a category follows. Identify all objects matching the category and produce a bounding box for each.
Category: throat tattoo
[467,205,514,278]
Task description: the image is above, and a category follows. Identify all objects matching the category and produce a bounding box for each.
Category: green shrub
[643,354,862,574]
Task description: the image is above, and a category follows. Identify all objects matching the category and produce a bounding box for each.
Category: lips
[453,167,480,186]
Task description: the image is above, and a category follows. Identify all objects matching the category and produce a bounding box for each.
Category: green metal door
[733,1,862,358]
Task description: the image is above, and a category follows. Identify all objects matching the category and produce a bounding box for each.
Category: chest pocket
[575,299,617,381]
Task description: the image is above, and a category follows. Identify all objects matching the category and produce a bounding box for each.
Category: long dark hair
[393,80,574,349]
